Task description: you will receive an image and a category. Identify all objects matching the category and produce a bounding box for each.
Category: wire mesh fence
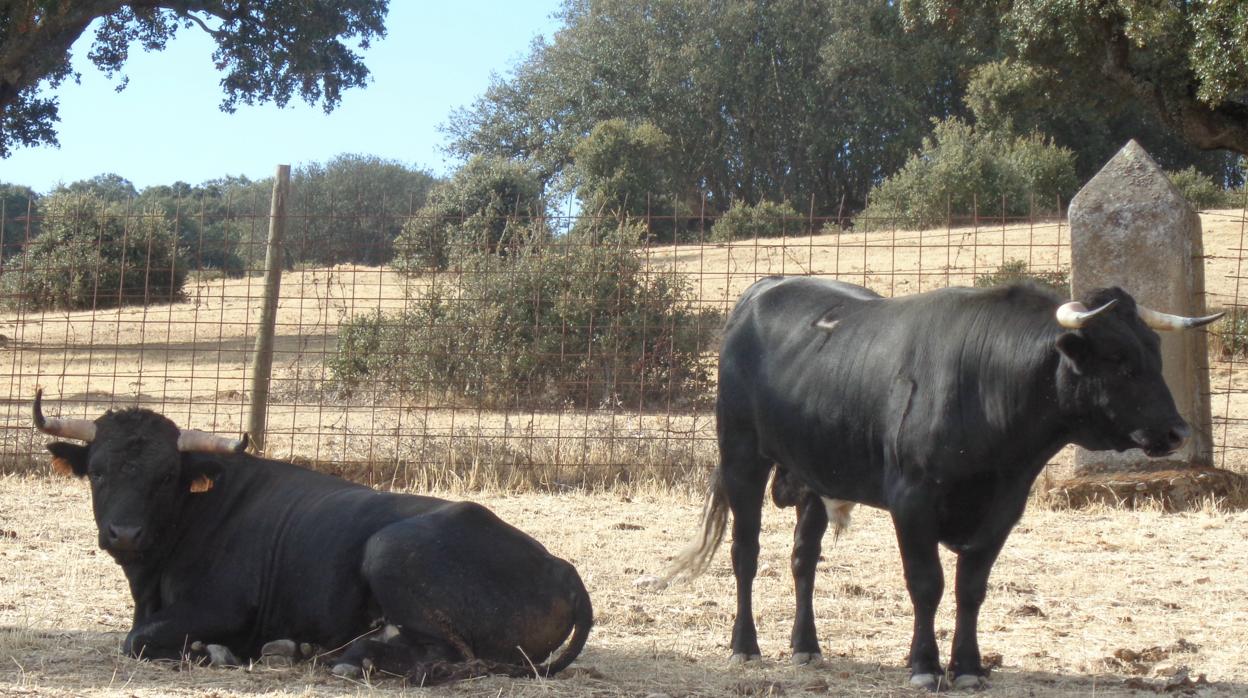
[2,190,1245,489]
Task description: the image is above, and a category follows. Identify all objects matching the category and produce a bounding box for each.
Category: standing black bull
[666,277,1219,690]
[34,392,592,682]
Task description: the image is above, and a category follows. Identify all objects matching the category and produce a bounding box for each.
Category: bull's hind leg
[330,625,458,679]
[356,502,585,678]
[789,490,828,664]
[719,423,772,662]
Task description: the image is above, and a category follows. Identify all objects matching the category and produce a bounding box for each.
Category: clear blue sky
[0,2,564,194]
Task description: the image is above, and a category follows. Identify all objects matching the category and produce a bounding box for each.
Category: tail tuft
[660,474,730,585]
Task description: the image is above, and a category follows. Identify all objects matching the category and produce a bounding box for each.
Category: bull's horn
[177,429,248,454]
[32,389,97,442]
[1055,299,1118,329]
[1137,305,1225,331]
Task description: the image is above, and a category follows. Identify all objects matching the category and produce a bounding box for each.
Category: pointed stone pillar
[1069,140,1215,474]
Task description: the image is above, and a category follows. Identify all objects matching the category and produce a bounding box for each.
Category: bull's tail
[535,566,594,677]
[661,470,730,584]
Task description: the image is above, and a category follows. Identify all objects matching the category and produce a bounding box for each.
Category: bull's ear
[1055,332,1091,374]
[189,474,214,494]
[181,459,222,495]
[46,442,89,478]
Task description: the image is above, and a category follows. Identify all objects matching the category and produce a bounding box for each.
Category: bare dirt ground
[2,476,1247,697]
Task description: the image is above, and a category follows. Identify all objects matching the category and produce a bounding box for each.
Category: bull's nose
[107,524,144,550]
[1167,423,1191,451]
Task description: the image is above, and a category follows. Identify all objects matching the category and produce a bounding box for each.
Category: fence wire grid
[2,193,1246,489]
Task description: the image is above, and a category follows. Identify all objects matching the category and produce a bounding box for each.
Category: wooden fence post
[247,164,290,453]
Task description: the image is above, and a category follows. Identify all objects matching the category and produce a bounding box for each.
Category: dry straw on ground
[2,475,1248,697]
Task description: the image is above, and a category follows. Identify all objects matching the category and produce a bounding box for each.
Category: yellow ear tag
[50,457,76,477]
[189,474,214,494]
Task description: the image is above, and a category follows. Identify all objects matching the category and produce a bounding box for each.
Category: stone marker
[1068,140,1215,474]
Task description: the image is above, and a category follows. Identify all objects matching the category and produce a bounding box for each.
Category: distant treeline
[1,154,439,274]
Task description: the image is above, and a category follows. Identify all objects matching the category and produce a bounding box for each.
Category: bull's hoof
[331,662,362,678]
[791,652,823,666]
[261,639,299,659]
[909,672,941,691]
[953,674,988,691]
[204,644,240,667]
[729,652,762,664]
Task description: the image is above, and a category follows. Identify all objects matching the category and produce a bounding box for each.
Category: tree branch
[172,10,224,39]
[1097,16,1248,156]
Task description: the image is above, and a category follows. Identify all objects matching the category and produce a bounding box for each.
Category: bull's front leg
[891,504,944,690]
[948,540,1006,690]
[124,603,249,666]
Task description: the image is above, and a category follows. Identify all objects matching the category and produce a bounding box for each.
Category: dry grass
[2,475,1248,696]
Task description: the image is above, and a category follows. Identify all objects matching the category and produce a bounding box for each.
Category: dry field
[2,476,1248,697]
[2,209,1247,476]
[1,211,1247,696]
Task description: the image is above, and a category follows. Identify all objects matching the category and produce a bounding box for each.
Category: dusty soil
[2,475,1247,697]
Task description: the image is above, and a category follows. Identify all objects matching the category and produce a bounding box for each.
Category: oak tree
[0,1,388,157]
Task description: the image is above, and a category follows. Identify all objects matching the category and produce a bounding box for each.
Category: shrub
[1210,307,1247,359]
[856,118,1077,231]
[973,259,1070,298]
[0,193,187,310]
[394,156,546,273]
[333,223,718,410]
[1165,167,1234,210]
[710,200,803,242]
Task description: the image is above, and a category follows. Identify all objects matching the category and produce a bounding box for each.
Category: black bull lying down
[666,277,1220,690]
[33,392,592,682]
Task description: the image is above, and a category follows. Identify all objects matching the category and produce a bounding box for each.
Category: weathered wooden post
[247,164,290,453]
[1068,141,1215,475]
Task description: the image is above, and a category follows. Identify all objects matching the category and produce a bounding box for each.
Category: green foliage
[902,1,1248,158]
[963,58,1241,184]
[286,154,438,266]
[1,1,387,157]
[394,157,545,272]
[710,200,803,242]
[1166,167,1236,211]
[570,119,692,239]
[446,0,976,215]
[0,193,187,310]
[332,224,717,410]
[0,182,38,257]
[1211,307,1248,359]
[133,176,264,277]
[973,259,1070,298]
[856,118,1077,230]
[55,174,138,202]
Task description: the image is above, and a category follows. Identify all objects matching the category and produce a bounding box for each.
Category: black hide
[46,408,592,681]
[684,277,1189,686]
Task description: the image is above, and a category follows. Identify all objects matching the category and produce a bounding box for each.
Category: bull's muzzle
[1133,422,1191,458]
